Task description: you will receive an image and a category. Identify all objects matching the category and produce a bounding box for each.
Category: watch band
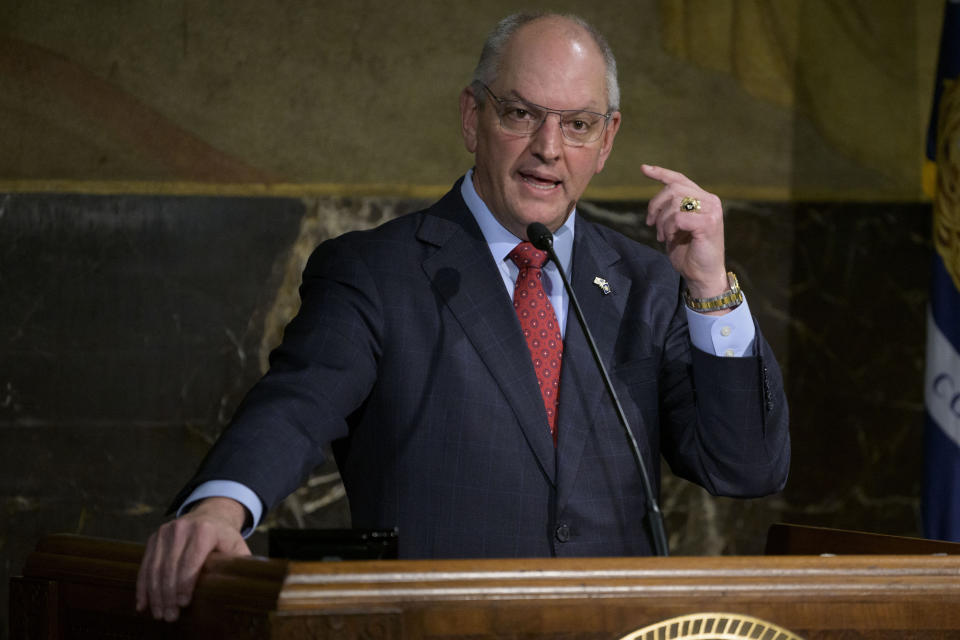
[683,271,743,312]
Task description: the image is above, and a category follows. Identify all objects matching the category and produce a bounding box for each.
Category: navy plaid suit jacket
[176,180,790,558]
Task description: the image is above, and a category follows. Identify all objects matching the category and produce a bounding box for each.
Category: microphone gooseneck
[525,222,669,557]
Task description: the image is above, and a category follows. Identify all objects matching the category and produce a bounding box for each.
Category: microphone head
[526,222,554,251]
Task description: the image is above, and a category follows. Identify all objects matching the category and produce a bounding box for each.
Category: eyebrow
[504,90,605,114]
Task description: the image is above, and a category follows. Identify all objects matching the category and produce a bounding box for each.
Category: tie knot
[508,242,549,270]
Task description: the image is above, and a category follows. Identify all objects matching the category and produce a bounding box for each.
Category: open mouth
[520,172,561,191]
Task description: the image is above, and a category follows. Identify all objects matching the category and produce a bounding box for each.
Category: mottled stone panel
[0,194,305,429]
[780,203,930,536]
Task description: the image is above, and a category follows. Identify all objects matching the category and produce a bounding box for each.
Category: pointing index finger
[641,164,697,189]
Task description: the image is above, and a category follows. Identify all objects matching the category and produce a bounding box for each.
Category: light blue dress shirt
[182,171,757,535]
[460,168,575,337]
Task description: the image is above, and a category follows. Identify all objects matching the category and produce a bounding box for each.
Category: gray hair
[471,12,620,112]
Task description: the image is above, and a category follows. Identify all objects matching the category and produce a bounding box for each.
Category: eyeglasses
[481,84,612,145]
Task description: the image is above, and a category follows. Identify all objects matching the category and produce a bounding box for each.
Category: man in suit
[137,12,789,622]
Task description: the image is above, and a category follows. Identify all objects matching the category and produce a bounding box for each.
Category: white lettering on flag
[926,308,960,449]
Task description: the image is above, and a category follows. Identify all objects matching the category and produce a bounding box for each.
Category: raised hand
[642,164,729,301]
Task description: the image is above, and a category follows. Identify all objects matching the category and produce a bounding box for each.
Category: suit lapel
[555,221,632,513]
[417,189,557,485]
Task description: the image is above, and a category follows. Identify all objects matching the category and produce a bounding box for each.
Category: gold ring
[680,197,701,212]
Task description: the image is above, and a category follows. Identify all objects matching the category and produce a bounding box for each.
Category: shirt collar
[460,168,575,273]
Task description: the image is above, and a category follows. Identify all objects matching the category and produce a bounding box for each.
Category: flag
[923,0,960,542]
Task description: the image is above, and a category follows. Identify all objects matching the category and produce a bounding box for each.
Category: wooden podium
[11,526,960,639]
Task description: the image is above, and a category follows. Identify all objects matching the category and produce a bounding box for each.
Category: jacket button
[555,523,571,543]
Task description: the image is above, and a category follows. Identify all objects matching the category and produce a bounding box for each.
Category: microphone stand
[527,222,669,557]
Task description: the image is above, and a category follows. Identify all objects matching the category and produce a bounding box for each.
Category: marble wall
[0,192,931,635]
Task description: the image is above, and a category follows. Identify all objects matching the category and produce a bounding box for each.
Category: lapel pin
[593,276,612,295]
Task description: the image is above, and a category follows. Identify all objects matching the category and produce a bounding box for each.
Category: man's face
[460,18,621,240]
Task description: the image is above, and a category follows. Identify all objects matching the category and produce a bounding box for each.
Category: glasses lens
[560,112,606,143]
[498,101,544,135]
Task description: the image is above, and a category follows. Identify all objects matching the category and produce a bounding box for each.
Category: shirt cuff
[177,480,264,538]
[685,294,757,357]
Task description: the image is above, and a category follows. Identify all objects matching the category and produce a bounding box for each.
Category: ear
[460,86,480,153]
[594,110,621,174]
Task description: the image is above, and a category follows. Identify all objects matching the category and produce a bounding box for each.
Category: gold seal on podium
[617,612,803,640]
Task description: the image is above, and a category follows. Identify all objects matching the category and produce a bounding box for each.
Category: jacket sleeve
[657,291,791,498]
[169,233,384,514]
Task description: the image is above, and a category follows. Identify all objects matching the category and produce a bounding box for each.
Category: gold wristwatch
[683,271,743,312]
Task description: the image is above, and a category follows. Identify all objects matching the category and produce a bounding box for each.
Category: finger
[135,532,157,613]
[646,180,685,227]
[156,522,191,621]
[173,526,218,610]
[646,186,680,226]
[647,184,709,227]
[229,536,253,556]
[148,527,175,619]
[142,525,173,619]
[657,208,676,244]
[641,163,701,190]
[660,206,690,247]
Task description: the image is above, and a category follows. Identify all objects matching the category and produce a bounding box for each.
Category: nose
[529,112,563,162]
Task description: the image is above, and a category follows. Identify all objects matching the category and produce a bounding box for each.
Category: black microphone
[527,222,669,557]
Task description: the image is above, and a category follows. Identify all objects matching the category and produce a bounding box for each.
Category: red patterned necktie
[508,242,564,445]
